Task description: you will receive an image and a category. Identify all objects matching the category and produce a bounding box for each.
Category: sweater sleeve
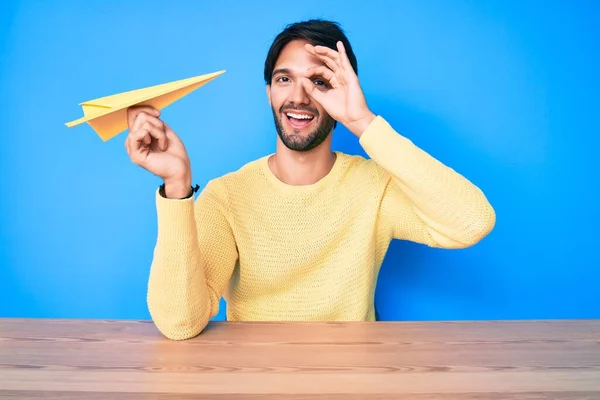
[147,179,238,340]
[359,116,496,249]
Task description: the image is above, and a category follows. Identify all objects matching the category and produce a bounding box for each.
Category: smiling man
[268,41,336,153]
[125,19,496,340]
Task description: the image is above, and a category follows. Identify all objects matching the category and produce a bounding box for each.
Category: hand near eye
[301,41,376,137]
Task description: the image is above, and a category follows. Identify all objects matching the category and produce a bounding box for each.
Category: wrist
[347,111,376,138]
[163,175,192,198]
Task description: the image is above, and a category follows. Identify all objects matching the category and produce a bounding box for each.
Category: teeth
[287,112,314,120]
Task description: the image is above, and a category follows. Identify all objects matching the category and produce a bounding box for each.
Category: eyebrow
[272,68,290,78]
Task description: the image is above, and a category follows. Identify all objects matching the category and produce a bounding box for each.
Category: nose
[290,79,311,106]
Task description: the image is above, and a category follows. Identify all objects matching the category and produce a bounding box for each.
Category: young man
[125,20,496,340]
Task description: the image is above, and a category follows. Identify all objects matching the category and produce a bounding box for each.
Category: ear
[266,84,272,107]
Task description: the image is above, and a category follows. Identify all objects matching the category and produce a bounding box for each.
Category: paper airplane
[66,70,225,141]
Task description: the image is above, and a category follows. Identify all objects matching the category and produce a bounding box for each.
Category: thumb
[164,122,178,140]
[164,122,184,147]
[301,77,326,105]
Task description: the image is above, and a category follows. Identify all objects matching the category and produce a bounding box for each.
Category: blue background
[1,0,598,322]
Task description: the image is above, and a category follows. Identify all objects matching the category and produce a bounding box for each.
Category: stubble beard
[271,105,335,152]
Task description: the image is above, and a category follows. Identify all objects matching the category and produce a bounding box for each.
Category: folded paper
[66,70,225,141]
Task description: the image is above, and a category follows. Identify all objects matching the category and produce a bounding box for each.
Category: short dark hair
[264,19,358,85]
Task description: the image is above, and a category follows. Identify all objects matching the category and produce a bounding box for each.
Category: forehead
[274,40,324,72]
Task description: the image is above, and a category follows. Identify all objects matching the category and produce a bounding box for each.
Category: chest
[234,188,377,247]
[233,187,377,268]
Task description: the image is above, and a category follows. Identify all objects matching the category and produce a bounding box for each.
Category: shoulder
[337,151,391,186]
[198,155,268,198]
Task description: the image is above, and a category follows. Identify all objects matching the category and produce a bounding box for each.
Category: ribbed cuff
[155,189,197,240]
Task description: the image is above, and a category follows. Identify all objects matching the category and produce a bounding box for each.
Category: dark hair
[264,19,358,85]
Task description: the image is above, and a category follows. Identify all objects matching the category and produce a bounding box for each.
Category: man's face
[267,40,335,152]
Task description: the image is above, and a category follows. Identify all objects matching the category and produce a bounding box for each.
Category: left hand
[302,41,376,137]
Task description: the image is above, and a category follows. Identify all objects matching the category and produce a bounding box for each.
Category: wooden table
[0,319,599,399]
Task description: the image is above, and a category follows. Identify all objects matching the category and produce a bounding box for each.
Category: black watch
[159,183,200,199]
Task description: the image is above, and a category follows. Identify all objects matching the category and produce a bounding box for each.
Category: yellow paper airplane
[66,70,225,141]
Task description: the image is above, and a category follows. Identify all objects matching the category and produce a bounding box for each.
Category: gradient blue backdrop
[1,0,598,322]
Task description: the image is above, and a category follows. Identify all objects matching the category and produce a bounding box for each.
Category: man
[125,19,496,340]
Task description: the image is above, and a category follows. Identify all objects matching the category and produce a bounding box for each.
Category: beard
[271,104,335,152]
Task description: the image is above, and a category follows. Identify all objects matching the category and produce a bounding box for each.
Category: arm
[359,116,496,248]
[299,42,494,247]
[147,179,238,340]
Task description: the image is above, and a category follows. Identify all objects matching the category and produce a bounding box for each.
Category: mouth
[284,111,316,129]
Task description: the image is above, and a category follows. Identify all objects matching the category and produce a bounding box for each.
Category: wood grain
[0,319,598,399]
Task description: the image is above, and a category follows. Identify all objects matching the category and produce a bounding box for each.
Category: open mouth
[285,112,315,129]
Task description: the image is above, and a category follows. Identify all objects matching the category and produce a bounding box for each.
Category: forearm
[360,116,496,247]
[147,193,212,340]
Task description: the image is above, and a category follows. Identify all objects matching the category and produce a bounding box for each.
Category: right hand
[125,106,192,198]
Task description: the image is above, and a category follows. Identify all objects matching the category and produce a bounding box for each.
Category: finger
[133,112,165,133]
[305,66,338,88]
[129,123,150,150]
[130,128,151,150]
[336,41,352,71]
[127,106,160,130]
[125,135,131,155]
[141,120,168,151]
[305,43,339,73]
[311,45,341,64]
[301,77,326,104]
[163,122,182,143]
[132,121,167,151]
[126,134,146,165]
[315,53,339,74]
[131,111,164,133]
[131,114,168,151]
[310,44,342,70]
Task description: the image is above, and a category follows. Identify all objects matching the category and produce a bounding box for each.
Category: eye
[276,76,290,83]
[313,78,329,88]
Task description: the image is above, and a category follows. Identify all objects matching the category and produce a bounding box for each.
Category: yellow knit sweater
[147,116,496,340]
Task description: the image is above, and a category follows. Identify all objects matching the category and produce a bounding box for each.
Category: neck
[268,139,336,186]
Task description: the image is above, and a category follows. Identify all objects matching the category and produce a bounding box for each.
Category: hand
[302,41,376,137]
[125,106,192,198]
